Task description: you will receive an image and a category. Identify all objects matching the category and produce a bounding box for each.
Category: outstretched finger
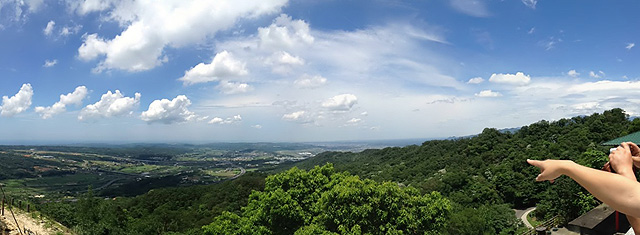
[527,159,542,168]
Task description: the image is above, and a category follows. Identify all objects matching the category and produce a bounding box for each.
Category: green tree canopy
[204,164,451,234]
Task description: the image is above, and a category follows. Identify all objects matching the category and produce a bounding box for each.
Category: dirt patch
[1,208,72,235]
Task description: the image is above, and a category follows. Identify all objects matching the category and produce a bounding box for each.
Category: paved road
[519,207,537,229]
[231,167,246,180]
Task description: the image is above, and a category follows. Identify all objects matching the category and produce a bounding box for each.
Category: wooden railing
[521,215,560,235]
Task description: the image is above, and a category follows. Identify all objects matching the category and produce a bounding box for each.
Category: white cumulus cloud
[467,77,484,84]
[78,34,109,61]
[179,51,248,85]
[35,86,88,119]
[282,110,307,122]
[489,72,531,85]
[75,0,288,72]
[0,83,33,117]
[259,14,314,51]
[475,90,502,97]
[79,90,141,120]
[322,94,358,111]
[294,74,327,89]
[141,95,198,124]
[209,115,242,124]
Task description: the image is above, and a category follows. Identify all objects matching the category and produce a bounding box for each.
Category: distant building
[601,131,640,146]
[567,204,629,235]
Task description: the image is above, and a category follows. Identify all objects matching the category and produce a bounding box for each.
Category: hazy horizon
[0,137,433,147]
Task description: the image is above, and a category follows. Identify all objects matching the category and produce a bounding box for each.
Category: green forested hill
[37,173,266,234]
[289,108,639,228]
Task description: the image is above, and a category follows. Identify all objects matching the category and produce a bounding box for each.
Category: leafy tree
[447,204,522,235]
[205,164,451,234]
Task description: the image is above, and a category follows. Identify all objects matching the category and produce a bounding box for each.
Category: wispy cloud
[43,59,57,68]
[522,0,537,9]
[567,70,579,78]
[43,20,54,36]
[449,0,490,17]
[626,43,635,50]
[589,71,605,78]
[540,37,562,50]
[528,27,535,34]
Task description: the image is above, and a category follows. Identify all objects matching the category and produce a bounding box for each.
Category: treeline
[36,173,265,234]
[0,152,69,180]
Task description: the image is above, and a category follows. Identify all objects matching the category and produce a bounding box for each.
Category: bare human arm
[527,158,640,218]
[616,169,640,234]
[609,142,640,234]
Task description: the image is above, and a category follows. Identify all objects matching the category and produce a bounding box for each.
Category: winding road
[230,166,246,180]
[518,207,536,229]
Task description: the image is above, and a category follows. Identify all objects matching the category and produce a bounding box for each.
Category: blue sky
[0,0,639,143]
